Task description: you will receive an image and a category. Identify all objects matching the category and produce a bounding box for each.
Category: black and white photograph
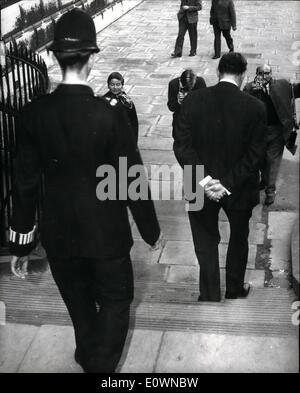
[0,0,299,377]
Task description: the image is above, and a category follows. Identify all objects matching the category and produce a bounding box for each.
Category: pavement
[0,0,299,373]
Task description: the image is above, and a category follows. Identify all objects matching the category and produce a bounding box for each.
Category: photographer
[167,69,206,136]
[104,72,139,145]
[244,65,300,205]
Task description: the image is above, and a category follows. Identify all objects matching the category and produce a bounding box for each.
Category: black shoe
[189,52,196,56]
[171,53,182,58]
[212,55,220,59]
[198,295,221,302]
[264,194,275,206]
[229,47,234,52]
[225,283,251,299]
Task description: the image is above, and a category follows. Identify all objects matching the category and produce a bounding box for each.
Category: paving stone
[132,256,169,282]
[156,115,173,127]
[269,239,292,272]
[118,329,163,373]
[156,332,299,373]
[160,241,197,266]
[140,150,178,165]
[268,212,298,240]
[0,324,39,373]
[18,325,82,373]
[166,266,264,288]
[131,239,166,265]
[139,136,173,150]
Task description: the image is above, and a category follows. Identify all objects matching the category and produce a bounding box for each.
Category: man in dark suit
[171,0,202,57]
[210,0,236,59]
[9,9,161,373]
[244,64,300,205]
[173,53,266,301]
[167,69,206,135]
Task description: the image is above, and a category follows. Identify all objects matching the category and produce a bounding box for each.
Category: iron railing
[0,42,48,254]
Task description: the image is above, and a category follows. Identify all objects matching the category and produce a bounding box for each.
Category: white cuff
[199,176,231,195]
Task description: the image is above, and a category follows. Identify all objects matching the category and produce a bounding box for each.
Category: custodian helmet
[47,8,100,53]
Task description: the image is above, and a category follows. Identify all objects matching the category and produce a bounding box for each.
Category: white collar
[220,78,238,87]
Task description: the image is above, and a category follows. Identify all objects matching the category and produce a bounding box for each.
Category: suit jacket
[173,81,267,210]
[177,0,202,24]
[167,76,206,123]
[9,84,160,258]
[210,0,236,30]
[244,79,300,143]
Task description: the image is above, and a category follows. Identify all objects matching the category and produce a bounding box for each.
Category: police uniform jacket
[9,84,160,258]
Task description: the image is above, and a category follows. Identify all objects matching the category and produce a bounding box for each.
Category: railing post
[0,43,48,252]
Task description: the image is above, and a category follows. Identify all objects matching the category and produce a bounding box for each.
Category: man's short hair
[180,69,196,86]
[256,64,272,75]
[54,50,92,71]
[218,53,247,76]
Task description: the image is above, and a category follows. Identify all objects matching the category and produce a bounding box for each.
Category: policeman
[9,8,161,373]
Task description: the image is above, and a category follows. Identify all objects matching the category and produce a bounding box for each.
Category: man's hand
[177,91,186,104]
[11,255,29,279]
[182,5,189,10]
[204,179,227,202]
[150,232,164,251]
[232,26,237,31]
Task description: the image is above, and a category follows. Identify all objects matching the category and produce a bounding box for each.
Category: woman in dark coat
[210,0,237,59]
[104,72,139,144]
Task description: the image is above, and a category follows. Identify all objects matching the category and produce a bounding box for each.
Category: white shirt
[219,77,238,87]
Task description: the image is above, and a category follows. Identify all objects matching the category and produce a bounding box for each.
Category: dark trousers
[213,23,234,56]
[48,254,134,373]
[174,16,198,55]
[188,199,253,301]
[261,124,285,196]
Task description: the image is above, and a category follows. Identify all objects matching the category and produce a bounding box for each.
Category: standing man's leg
[187,22,198,55]
[188,200,221,301]
[223,208,253,296]
[173,17,188,56]
[222,29,234,52]
[213,23,222,58]
[48,256,98,369]
[261,125,285,205]
[89,254,134,373]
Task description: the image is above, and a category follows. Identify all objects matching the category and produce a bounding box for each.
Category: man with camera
[244,64,300,206]
[167,69,206,135]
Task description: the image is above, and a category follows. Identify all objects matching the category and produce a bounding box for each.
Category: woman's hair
[107,72,124,85]
[180,69,196,91]
[54,50,92,71]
